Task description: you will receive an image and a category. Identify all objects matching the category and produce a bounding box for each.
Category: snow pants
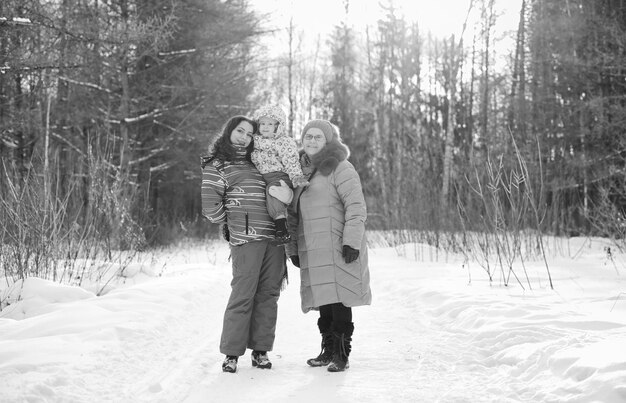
[220,240,286,356]
[262,171,292,219]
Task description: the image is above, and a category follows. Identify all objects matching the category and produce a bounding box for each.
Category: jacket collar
[302,138,350,176]
[231,146,249,163]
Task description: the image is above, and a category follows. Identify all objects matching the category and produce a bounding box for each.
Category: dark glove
[221,224,230,242]
[342,245,359,263]
[290,255,300,268]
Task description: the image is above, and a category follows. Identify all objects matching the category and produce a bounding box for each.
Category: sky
[250,0,523,43]
[249,0,522,98]
[1,235,626,402]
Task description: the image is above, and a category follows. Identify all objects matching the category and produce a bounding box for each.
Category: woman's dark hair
[205,115,256,165]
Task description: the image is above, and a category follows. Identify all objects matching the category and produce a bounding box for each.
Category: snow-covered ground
[1,237,625,402]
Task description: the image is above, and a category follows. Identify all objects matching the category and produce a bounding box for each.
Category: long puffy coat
[286,140,372,313]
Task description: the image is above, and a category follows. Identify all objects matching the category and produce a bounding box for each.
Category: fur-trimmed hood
[300,138,350,176]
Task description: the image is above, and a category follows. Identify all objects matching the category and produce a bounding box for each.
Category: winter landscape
[1,235,625,403]
[2,0,626,402]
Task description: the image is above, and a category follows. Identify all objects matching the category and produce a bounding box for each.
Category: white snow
[1,237,625,402]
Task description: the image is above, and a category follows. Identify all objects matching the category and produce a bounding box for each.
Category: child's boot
[273,218,291,244]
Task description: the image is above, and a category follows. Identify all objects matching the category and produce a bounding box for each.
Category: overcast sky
[249,0,522,40]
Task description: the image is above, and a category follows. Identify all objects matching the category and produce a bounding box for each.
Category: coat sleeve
[277,137,306,184]
[334,161,367,249]
[201,162,227,224]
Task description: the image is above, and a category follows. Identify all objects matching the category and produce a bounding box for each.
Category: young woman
[285,119,372,372]
[201,115,287,373]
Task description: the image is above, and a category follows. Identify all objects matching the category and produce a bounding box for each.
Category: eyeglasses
[303,134,325,142]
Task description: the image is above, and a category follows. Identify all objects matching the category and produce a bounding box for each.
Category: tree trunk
[287,16,294,137]
[307,35,320,121]
[115,0,132,249]
[481,0,494,144]
[365,26,390,227]
[518,0,527,141]
[442,35,458,207]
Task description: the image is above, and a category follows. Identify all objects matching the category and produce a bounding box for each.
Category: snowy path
[1,240,626,402]
[183,248,432,403]
[179,245,626,403]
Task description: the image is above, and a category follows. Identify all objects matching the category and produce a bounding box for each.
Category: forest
[1,0,625,284]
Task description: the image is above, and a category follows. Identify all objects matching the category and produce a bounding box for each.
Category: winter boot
[273,218,291,244]
[307,317,334,367]
[251,350,272,369]
[222,355,238,373]
[327,321,354,372]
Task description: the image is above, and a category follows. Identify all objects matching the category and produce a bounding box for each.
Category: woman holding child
[201,115,286,373]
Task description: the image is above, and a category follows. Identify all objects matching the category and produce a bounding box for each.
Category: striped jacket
[201,148,275,245]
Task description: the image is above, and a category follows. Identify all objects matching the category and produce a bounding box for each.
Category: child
[251,105,308,244]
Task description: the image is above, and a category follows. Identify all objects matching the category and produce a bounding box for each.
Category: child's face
[258,117,279,137]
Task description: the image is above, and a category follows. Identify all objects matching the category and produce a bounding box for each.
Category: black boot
[307,317,334,367]
[273,218,291,244]
[327,321,354,372]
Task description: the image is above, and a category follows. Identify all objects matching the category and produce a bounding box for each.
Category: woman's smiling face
[302,127,327,156]
[230,121,254,147]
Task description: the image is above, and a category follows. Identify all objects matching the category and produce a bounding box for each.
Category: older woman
[285,119,372,372]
